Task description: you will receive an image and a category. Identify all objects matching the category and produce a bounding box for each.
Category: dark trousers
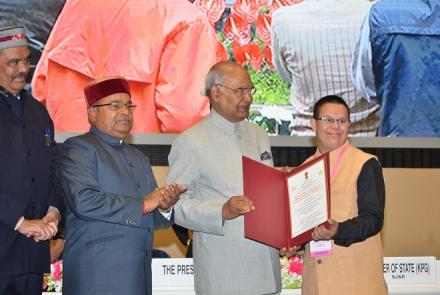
[0,273,43,295]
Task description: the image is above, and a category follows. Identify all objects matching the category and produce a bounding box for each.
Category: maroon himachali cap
[84,76,131,106]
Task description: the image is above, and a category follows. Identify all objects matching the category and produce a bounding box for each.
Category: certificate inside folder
[243,154,330,249]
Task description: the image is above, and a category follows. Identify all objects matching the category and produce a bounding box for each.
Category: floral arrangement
[42,260,63,292]
[193,0,302,105]
[280,255,303,289]
[41,257,302,291]
[193,0,304,134]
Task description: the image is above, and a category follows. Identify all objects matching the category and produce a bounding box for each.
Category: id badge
[310,240,333,257]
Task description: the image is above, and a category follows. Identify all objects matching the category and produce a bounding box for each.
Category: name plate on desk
[152,258,194,287]
[384,257,437,285]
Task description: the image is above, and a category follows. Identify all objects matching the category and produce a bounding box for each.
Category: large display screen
[2,0,439,138]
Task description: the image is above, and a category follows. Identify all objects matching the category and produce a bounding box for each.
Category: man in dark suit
[0,26,63,295]
[58,76,186,295]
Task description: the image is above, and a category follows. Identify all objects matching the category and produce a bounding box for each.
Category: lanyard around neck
[330,141,351,181]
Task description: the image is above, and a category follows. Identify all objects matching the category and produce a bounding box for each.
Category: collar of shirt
[90,126,124,146]
[0,86,23,100]
[209,108,242,139]
[0,86,25,120]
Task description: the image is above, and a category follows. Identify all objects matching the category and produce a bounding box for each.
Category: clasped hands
[16,211,60,242]
[143,183,187,214]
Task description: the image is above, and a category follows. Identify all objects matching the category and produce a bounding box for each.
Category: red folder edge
[243,154,331,249]
[243,156,287,249]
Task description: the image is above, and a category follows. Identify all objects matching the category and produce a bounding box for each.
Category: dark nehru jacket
[0,87,63,275]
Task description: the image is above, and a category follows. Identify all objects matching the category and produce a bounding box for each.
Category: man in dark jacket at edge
[0,26,64,295]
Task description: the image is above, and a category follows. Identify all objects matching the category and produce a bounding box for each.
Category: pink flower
[52,260,63,281]
[193,0,226,25]
[256,13,272,46]
[216,41,229,62]
[231,0,263,24]
[223,13,251,45]
[288,256,303,276]
[264,45,273,69]
[233,42,263,71]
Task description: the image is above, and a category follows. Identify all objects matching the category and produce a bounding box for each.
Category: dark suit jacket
[0,89,64,276]
[59,127,172,295]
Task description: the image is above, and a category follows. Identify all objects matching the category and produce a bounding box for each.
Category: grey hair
[203,66,224,99]
[203,61,244,99]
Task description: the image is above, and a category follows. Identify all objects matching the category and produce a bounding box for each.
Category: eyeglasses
[216,84,257,96]
[91,102,137,111]
[315,116,350,126]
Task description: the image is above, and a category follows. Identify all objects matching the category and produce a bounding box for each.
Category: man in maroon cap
[0,26,63,295]
[57,76,186,295]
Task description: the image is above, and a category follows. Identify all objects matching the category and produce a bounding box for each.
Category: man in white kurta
[167,61,281,295]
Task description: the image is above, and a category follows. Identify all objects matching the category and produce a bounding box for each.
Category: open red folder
[243,153,330,249]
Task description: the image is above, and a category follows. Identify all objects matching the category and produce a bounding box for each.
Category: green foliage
[217,29,291,107]
[249,111,275,133]
[249,66,291,106]
[249,111,291,135]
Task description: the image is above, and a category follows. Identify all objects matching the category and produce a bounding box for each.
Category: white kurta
[167,110,281,295]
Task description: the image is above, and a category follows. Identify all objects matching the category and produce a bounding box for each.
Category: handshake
[16,211,60,242]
